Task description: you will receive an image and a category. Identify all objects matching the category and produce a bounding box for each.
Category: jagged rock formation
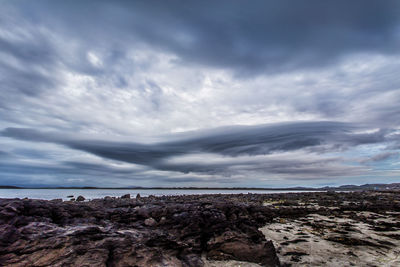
[1,191,399,266]
[0,195,280,266]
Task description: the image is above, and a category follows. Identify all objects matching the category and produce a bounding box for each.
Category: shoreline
[2,182,399,191]
[1,191,399,266]
[0,189,328,201]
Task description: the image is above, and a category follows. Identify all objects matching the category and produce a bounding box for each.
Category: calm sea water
[0,189,313,200]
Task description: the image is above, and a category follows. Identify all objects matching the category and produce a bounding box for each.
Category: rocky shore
[1,191,399,266]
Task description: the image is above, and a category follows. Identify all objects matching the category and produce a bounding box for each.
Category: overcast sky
[1,1,400,187]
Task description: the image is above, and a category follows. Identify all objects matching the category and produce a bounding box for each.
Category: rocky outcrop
[0,196,281,266]
[0,191,399,267]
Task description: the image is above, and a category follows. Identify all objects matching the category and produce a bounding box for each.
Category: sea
[0,189,315,200]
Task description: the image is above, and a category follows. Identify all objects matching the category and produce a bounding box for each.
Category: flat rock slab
[261,212,400,266]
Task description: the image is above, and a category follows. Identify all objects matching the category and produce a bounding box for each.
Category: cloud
[161,152,366,180]
[0,150,9,158]
[0,1,399,187]
[361,151,399,163]
[5,1,399,76]
[0,121,392,179]
[0,121,345,159]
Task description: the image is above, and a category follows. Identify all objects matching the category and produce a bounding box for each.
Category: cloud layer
[0,1,399,187]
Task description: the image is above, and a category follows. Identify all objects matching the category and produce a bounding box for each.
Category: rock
[181,253,204,266]
[5,201,23,213]
[136,193,141,199]
[207,232,280,266]
[67,195,74,198]
[121,194,130,199]
[76,196,85,202]
[1,191,399,266]
[0,225,20,244]
[159,216,167,224]
[144,217,157,226]
[137,207,150,218]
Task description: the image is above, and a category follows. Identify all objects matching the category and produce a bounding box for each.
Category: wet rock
[76,196,85,202]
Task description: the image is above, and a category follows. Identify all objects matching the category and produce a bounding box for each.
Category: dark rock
[286,238,308,244]
[76,196,85,202]
[0,225,20,244]
[284,251,308,256]
[181,253,204,267]
[207,235,280,266]
[326,236,382,248]
[121,194,130,199]
[0,191,399,266]
[383,234,400,240]
[137,207,150,218]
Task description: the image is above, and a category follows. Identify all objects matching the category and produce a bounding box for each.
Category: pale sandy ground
[204,211,400,267]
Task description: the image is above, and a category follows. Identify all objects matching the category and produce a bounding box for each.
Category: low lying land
[1,191,399,266]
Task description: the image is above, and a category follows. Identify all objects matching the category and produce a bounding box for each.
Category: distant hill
[322,183,400,191]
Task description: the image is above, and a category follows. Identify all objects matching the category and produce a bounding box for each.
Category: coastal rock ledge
[1,191,399,266]
[0,195,281,267]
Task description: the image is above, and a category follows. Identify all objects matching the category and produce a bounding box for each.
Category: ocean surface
[0,189,315,200]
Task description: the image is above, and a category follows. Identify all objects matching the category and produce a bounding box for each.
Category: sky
[0,0,400,188]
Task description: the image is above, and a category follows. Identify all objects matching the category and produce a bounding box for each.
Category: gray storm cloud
[0,1,399,187]
[3,0,400,76]
[0,121,390,176]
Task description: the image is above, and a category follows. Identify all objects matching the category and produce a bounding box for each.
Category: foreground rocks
[0,191,399,266]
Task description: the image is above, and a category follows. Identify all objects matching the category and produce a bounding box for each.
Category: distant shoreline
[1,182,399,191]
[0,186,325,191]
